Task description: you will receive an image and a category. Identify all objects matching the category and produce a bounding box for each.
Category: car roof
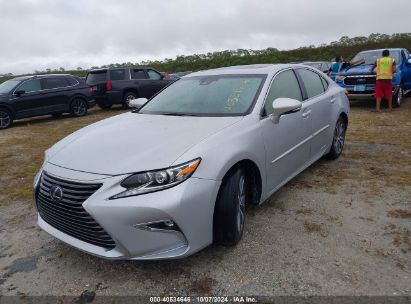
[12,74,72,81]
[188,64,298,77]
[89,66,152,72]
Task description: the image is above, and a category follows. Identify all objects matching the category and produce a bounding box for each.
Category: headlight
[33,150,49,188]
[110,158,201,199]
[335,76,345,82]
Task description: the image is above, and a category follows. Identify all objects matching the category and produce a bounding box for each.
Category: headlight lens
[33,150,49,188]
[110,158,201,199]
[335,76,345,82]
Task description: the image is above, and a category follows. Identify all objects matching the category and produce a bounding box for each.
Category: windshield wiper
[161,112,200,117]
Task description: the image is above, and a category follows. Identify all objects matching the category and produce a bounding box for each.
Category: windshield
[86,71,107,83]
[0,79,20,94]
[139,75,266,116]
[352,50,401,65]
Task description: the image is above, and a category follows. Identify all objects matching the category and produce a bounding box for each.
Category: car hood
[47,112,243,175]
[338,64,375,76]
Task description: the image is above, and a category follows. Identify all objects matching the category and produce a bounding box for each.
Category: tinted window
[0,79,20,94]
[131,69,148,79]
[141,75,265,116]
[110,69,125,81]
[86,71,107,83]
[147,70,162,80]
[43,78,69,89]
[66,77,79,86]
[264,70,302,116]
[17,79,41,93]
[297,69,325,99]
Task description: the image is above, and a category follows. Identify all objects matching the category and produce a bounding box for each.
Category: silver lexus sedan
[33,64,349,260]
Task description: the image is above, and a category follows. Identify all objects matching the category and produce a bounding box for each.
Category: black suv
[86,67,174,109]
[0,74,95,129]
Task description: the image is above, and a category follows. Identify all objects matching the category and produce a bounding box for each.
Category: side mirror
[129,97,148,109]
[271,98,302,124]
[408,58,411,65]
[14,90,25,97]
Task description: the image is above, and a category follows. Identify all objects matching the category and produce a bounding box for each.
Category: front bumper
[336,82,400,100]
[35,163,220,260]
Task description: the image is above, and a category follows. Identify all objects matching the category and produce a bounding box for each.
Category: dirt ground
[0,99,410,297]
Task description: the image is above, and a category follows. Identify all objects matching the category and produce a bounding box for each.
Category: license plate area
[354,85,366,92]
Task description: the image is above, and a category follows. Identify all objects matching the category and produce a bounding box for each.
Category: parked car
[0,74,95,129]
[86,67,174,109]
[301,61,332,74]
[332,48,411,107]
[34,64,349,259]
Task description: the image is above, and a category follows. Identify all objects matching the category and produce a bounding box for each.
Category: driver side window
[263,70,302,116]
[17,79,41,93]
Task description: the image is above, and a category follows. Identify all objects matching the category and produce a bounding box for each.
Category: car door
[295,68,333,159]
[12,78,45,118]
[130,68,151,98]
[259,69,312,194]
[145,69,169,98]
[40,77,71,113]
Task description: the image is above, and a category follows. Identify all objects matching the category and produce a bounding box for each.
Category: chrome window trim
[12,77,79,95]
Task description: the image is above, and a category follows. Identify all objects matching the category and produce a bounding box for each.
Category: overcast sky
[0,0,409,74]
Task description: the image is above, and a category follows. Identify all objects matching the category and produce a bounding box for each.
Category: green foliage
[1,33,410,84]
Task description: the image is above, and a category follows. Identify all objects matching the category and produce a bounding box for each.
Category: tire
[98,103,112,110]
[325,116,347,160]
[0,108,13,129]
[393,86,403,108]
[122,92,138,108]
[213,167,246,246]
[70,98,88,117]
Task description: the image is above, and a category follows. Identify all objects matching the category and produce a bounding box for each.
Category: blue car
[332,48,411,107]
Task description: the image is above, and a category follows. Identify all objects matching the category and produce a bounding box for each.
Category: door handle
[302,109,311,118]
[330,97,337,104]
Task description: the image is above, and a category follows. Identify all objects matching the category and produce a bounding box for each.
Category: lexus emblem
[50,185,63,202]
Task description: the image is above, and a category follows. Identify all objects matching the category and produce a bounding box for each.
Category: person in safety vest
[329,55,365,79]
[370,49,397,112]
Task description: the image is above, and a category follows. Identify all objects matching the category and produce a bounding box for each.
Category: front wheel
[122,92,138,108]
[0,108,13,129]
[71,98,88,117]
[213,167,246,246]
[393,87,403,108]
[325,116,347,160]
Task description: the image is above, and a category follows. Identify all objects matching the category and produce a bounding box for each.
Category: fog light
[134,219,180,232]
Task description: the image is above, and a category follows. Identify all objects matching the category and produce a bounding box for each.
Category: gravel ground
[0,99,410,297]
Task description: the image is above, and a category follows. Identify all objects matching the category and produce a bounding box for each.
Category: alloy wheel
[72,99,86,116]
[396,87,403,106]
[125,94,137,106]
[333,119,346,155]
[237,175,246,233]
[0,110,11,129]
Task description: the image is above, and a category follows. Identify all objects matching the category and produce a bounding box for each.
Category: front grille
[36,172,116,249]
[344,75,376,86]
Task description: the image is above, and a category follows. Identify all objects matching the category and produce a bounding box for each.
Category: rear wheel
[0,108,13,129]
[213,167,246,246]
[393,86,403,108]
[325,116,346,160]
[122,92,138,108]
[71,98,88,117]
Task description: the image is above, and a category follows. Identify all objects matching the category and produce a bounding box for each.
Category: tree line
[1,33,410,83]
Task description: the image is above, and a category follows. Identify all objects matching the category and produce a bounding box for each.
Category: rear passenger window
[17,79,41,93]
[66,77,79,86]
[297,69,325,99]
[110,69,125,81]
[43,78,69,89]
[147,70,162,80]
[131,69,148,79]
[264,70,302,116]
